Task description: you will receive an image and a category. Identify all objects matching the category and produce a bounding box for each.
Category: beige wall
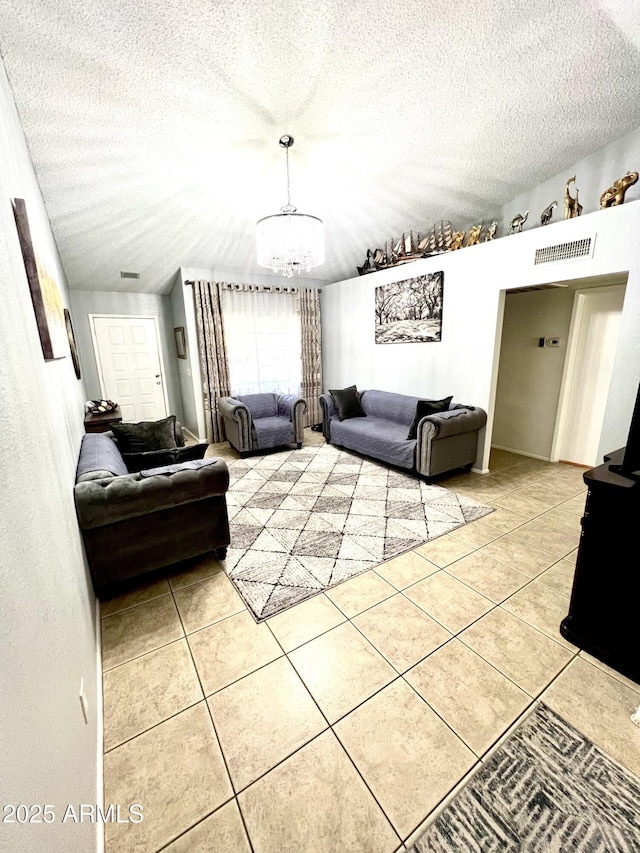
[0,62,101,852]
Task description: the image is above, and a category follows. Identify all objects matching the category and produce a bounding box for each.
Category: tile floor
[100,432,640,852]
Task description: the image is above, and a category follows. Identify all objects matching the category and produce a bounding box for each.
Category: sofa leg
[296,442,302,449]
[213,546,227,561]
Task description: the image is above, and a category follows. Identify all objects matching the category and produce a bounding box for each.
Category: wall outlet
[79,678,89,725]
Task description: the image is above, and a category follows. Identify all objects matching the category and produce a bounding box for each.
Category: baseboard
[491,444,551,462]
[95,596,104,853]
[183,427,202,444]
[471,467,490,475]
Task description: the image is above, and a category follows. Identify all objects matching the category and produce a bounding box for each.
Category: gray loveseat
[320,389,486,480]
[74,433,230,596]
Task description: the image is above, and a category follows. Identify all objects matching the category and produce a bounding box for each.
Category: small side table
[84,406,123,434]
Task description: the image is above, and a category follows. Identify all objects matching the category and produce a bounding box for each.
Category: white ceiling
[1,0,640,294]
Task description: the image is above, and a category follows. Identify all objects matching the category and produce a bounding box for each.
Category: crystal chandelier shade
[256,135,324,277]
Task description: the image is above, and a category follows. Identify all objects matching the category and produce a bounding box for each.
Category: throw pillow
[123,443,207,473]
[407,397,453,440]
[112,416,178,453]
[329,385,367,421]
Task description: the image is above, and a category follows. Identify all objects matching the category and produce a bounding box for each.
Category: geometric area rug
[407,702,640,852]
[222,442,494,622]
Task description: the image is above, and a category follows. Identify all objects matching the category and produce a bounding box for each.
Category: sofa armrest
[319,393,336,442]
[277,394,307,444]
[74,458,230,529]
[417,406,487,441]
[218,396,251,451]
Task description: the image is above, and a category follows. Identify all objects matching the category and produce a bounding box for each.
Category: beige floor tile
[267,593,346,652]
[173,571,245,634]
[406,638,531,756]
[482,534,557,577]
[414,535,473,567]
[353,593,452,673]
[102,595,184,671]
[482,505,529,533]
[459,608,573,697]
[508,482,567,508]
[325,570,396,618]
[564,548,579,565]
[502,580,575,649]
[445,552,530,603]
[103,639,203,751]
[168,552,224,591]
[537,506,582,534]
[104,702,232,853]
[449,518,502,548]
[578,651,640,695]
[374,550,439,590]
[238,729,399,853]
[335,679,475,839]
[541,656,640,776]
[537,559,576,598]
[189,611,282,696]
[289,622,397,723]
[100,576,170,617]
[162,801,251,852]
[508,519,579,559]
[404,571,494,634]
[208,657,327,791]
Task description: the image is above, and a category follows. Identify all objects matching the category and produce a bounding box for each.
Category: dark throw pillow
[112,416,178,453]
[407,397,453,440]
[329,385,367,421]
[122,442,208,473]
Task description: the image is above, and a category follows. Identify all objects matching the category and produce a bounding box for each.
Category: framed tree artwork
[174,326,187,359]
[12,197,67,360]
[375,272,444,344]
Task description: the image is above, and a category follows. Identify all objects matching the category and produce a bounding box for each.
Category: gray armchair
[218,393,307,456]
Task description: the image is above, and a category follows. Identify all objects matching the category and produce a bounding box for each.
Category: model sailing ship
[357,221,453,275]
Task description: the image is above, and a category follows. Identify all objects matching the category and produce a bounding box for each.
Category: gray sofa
[218,392,306,456]
[320,389,486,480]
[74,433,230,596]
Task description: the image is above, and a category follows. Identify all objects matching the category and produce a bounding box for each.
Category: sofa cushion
[252,415,294,449]
[331,416,416,470]
[360,390,419,425]
[237,393,278,418]
[76,433,128,481]
[407,396,453,439]
[139,458,221,477]
[329,385,366,421]
[123,443,207,473]
[112,416,178,453]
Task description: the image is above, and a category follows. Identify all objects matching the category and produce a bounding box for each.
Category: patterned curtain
[193,281,231,443]
[297,287,323,427]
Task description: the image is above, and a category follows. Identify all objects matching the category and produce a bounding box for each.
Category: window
[222,288,302,396]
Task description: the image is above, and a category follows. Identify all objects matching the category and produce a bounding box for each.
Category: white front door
[91,315,168,422]
[555,285,625,467]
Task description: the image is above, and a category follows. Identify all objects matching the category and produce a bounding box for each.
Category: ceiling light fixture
[256,135,324,277]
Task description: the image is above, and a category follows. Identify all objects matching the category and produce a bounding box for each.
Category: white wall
[322,200,640,471]
[0,61,100,852]
[69,288,184,424]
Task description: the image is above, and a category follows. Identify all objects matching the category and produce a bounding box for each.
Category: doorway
[90,315,168,422]
[552,284,626,466]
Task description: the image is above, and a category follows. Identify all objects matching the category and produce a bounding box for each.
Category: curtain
[193,281,231,443]
[298,287,323,427]
[222,287,302,396]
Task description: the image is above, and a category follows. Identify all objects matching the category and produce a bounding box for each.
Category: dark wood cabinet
[84,407,122,433]
[560,448,639,684]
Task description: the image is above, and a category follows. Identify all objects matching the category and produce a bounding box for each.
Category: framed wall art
[375,272,444,344]
[12,197,67,360]
[174,326,187,359]
[64,309,81,379]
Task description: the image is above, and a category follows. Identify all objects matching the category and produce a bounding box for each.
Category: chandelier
[256,135,324,277]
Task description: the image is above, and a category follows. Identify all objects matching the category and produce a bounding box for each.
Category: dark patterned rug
[223,442,493,621]
[408,703,640,852]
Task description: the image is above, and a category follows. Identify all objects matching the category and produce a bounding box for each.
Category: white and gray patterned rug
[408,702,640,851]
[223,442,493,622]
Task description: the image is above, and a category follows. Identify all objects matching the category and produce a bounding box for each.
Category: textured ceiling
[1,0,640,294]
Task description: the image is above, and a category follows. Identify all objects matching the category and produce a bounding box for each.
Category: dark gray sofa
[74,433,230,596]
[320,389,486,480]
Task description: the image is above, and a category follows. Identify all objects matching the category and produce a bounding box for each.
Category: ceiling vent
[534,237,594,266]
[120,270,140,279]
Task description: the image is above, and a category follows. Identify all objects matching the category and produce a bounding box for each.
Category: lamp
[256,135,324,277]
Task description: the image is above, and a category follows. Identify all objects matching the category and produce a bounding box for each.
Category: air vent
[534,237,594,265]
[120,271,140,279]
